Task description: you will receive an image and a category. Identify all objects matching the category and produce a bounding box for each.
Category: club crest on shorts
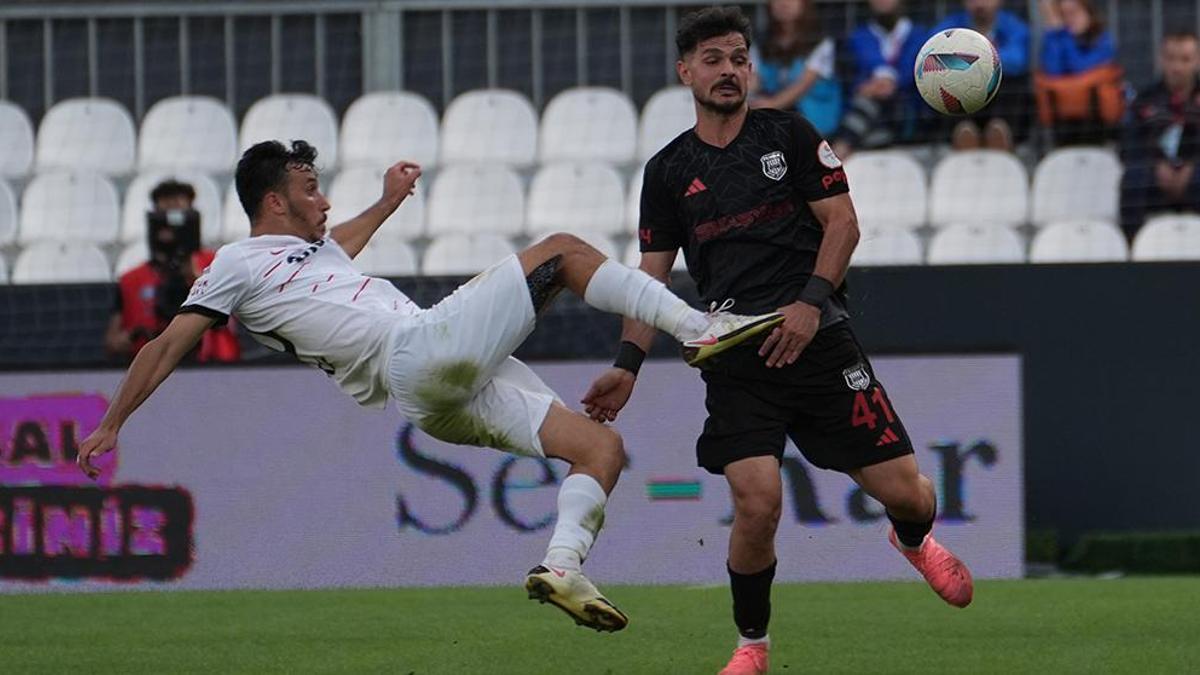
[760,151,788,181]
[842,363,871,391]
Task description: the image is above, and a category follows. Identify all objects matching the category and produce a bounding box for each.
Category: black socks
[728,560,776,640]
[888,494,937,548]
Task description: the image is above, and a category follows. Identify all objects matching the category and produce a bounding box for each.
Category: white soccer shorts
[386,254,560,457]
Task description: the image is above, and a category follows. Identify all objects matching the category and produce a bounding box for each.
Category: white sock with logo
[543,474,609,571]
[582,260,708,341]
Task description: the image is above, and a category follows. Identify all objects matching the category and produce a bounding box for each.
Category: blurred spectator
[833,0,925,156]
[1035,0,1123,145]
[105,179,241,363]
[1119,31,1200,240]
[750,0,843,136]
[933,0,1031,151]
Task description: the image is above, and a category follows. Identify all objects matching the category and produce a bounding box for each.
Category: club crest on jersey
[843,364,871,391]
[760,151,788,181]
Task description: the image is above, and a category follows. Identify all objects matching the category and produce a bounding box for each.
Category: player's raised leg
[518,233,783,361]
[849,455,974,607]
[524,403,630,632]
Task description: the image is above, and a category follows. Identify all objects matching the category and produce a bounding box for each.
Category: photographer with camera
[105,179,241,363]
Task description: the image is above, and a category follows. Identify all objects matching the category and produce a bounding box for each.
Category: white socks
[583,260,708,341]
[543,473,608,571]
[737,635,770,648]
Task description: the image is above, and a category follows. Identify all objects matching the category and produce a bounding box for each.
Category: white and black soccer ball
[914,28,1003,116]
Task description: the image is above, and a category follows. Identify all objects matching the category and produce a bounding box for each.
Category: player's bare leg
[518,233,783,363]
[849,454,974,607]
[718,456,782,675]
[523,403,630,632]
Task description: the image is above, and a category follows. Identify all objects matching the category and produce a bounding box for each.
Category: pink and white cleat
[718,643,769,675]
[889,527,974,608]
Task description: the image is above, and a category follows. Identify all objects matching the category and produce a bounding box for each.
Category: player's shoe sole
[683,313,785,366]
[524,565,628,632]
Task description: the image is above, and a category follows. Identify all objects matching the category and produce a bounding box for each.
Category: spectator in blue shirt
[1039,0,1116,76]
[933,0,1032,151]
[750,0,843,136]
[834,0,926,156]
[1036,0,1122,145]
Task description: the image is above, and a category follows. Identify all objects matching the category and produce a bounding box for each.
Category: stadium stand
[138,96,239,174]
[423,233,517,275]
[1029,220,1129,263]
[927,224,1026,264]
[341,92,440,169]
[844,151,928,231]
[239,94,339,171]
[427,164,526,236]
[0,180,17,245]
[527,163,627,236]
[0,252,7,283]
[222,182,251,243]
[353,239,421,277]
[626,168,645,232]
[120,171,224,246]
[327,166,426,241]
[637,86,696,163]
[114,240,151,277]
[852,226,925,266]
[929,150,1029,229]
[539,87,639,165]
[18,171,121,244]
[1031,147,1122,227]
[1131,214,1200,261]
[12,241,111,284]
[36,98,136,176]
[440,90,538,167]
[0,101,35,178]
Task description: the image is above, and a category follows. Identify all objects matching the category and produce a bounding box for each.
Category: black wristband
[613,341,646,376]
[798,275,835,309]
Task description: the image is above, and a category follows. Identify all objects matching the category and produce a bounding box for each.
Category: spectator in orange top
[105,179,241,363]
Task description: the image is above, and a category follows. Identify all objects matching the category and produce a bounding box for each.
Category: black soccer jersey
[639,108,851,320]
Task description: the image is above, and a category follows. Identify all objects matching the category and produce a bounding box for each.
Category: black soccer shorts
[695,320,914,474]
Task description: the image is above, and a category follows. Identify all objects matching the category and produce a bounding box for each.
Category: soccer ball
[914,28,1003,116]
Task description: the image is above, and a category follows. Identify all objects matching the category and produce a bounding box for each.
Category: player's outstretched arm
[77,312,215,479]
[582,250,676,422]
[330,161,421,258]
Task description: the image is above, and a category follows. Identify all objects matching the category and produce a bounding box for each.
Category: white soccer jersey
[181,234,419,408]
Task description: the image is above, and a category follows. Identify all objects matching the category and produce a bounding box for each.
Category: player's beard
[696,81,746,116]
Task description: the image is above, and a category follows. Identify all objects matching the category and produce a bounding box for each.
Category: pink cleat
[889,527,974,608]
[718,643,769,675]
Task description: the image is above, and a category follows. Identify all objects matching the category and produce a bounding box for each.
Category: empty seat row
[846,147,1123,231]
[0,86,696,178]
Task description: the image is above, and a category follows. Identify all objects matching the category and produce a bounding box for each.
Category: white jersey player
[78,140,783,631]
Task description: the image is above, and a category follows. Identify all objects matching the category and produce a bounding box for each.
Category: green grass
[1,578,1198,674]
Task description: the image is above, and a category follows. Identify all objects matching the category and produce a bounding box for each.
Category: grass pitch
[1,577,1197,674]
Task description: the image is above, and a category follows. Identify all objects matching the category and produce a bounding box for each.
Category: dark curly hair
[675,6,753,58]
[235,140,319,220]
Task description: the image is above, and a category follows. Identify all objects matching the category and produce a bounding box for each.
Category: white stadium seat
[0,253,7,283]
[1132,214,1200,261]
[529,229,618,259]
[1032,147,1121,227]
[423,233,517,275]
[115,240,151,277]
[12,241,111,284]
[352,239,419,277]
[120,171,223,246]
[527,163,626,236]
[852,226,924,266]
[626,168,644,231]
[222,182,250,242]
[540,87,638,165]
[138,96,239,173]
[929,150,1028,229]
[19,171,120,244]
[1029,220,1128,263]
[327,166,426,241]
[622,237,688,272]
[36,98,136,176]
[0,101,35,178]
[341,92,439,169]
[426,164,525,236]
[240,94,339,171]
[927,224,1025,264]
[638,86,695,162]
[0,180,17,245]
[845,151,928,231]
[441,90,538,167]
